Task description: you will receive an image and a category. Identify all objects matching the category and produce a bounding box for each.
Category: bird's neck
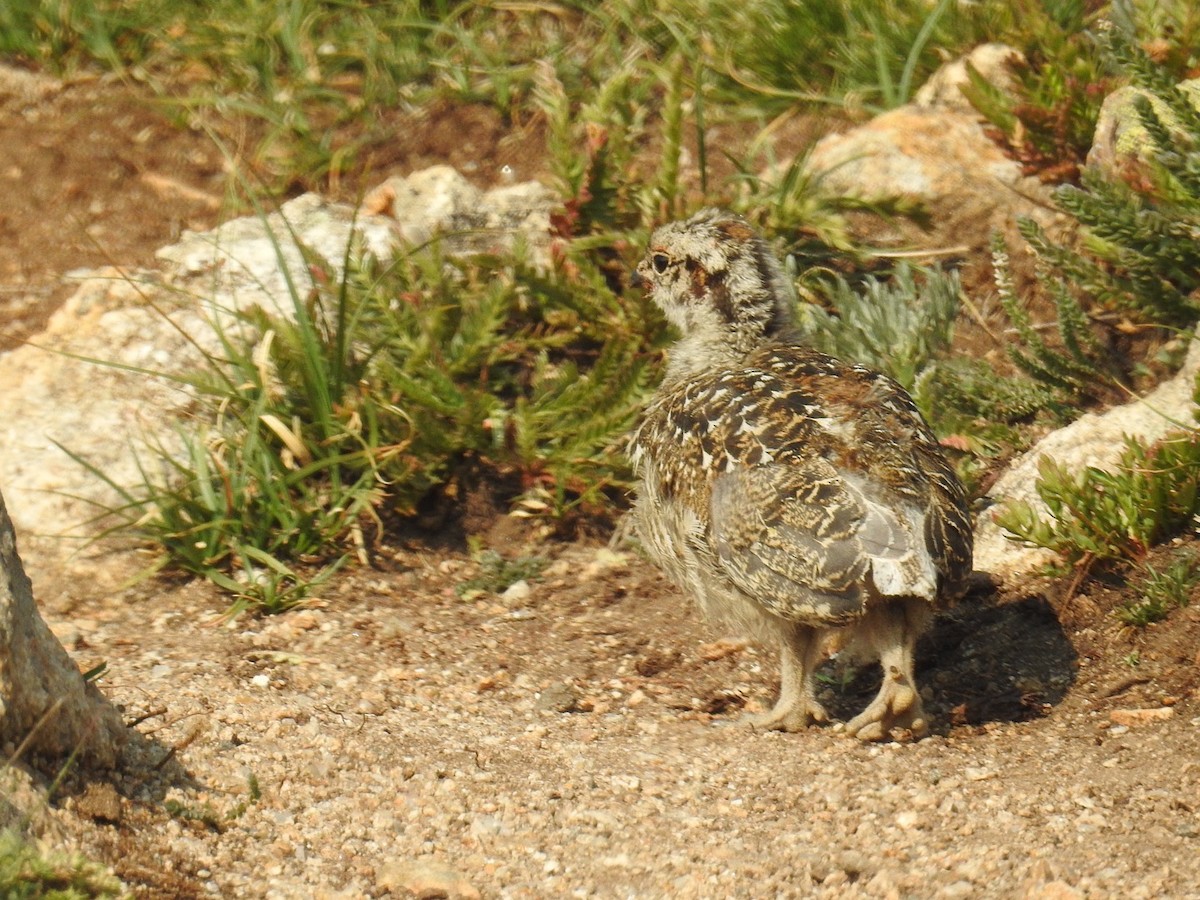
[661,324,765,385]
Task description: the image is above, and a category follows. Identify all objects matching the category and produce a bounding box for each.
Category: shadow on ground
[819,590,1077,731]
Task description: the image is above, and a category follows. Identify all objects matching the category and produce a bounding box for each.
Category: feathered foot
[748,623,830,732]
[843,600,931,742]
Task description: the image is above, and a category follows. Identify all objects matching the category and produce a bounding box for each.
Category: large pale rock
[0,487,127,766]
[0,271,211,540]
[975,331,1200,580]
[1086,79,1200,178]
[364,165,558,262]
[157,192,401,320]
[794,45,1059,256]
[913,43,1024,112]
[376,857,481,899]
[803,105,1059,254]
[0,169,559,548]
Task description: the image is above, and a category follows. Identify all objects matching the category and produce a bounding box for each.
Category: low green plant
[456,549,547,599]
[921,357,1068,427]
[988,29,1200,583]
[1116,549,1198,626]
[961,0,1113,183]
[990,233,1123,407]
[913,356,1070,497]
[997,427,1200,574]
[163,799,224,833]
[795,262,960,391]
[815,660,860,695]
[227,772,262,821]
[1005,27,1200,333]
[0,828,123,899]
[355,239,664,515]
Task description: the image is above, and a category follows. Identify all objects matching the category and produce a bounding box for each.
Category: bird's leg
[844,600,931,742]
[748,623,829,732]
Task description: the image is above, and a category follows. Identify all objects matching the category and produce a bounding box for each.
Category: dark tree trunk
[0,487,126,767]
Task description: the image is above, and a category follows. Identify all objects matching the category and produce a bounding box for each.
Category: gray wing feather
[708,464,935,625]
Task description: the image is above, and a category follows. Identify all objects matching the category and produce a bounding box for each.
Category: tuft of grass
[704,0,1008,113]
[456,549,547,599]
[1115,549,1198,627]
[61,228,388,615]
[68,191,668,611]
[0,828,124,899]
[0,0,1117,193]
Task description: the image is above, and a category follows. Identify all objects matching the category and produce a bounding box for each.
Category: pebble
[1109,707,1175,727]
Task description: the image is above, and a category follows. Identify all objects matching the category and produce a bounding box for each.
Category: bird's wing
[707,461,938,625]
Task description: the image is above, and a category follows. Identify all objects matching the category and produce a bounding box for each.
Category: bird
[628,208,973,741]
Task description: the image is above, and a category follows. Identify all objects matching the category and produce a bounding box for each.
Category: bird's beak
[630,268,645,291]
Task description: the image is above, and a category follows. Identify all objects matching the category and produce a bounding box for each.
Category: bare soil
[2,74,1199,899]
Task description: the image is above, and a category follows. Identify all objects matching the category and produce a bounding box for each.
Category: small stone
[535,682,579,714]
[73,782,122,824]
[250,674,271,688]
[581,549,629,578]
[1109,707,1175,727]
[500,579,531,603]
[1025,881,1084,900]
[376,858,480,900]
[289,610,321,631]
[697,638,749,661]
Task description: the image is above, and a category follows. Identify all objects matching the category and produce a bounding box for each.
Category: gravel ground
[15,537,1200,899]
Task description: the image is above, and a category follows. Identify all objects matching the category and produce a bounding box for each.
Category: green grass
[0,0,1118,191]
[0,828,124,899]
[1116,549,1198,626]
[66,197,668,613]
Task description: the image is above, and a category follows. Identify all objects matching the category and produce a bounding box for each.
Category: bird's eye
[652,253,669,274]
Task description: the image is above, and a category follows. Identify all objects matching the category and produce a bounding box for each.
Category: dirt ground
[2,74,1199,898]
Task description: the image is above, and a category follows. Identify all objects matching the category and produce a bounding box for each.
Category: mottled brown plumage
[630,208,972,740]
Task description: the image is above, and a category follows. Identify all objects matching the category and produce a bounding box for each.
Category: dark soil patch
[0,75,225,349]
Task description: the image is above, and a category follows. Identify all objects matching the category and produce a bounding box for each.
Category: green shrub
[795,262,960,392]
[70,211,666,612]
[990,232,1123,408]
[996,425,1200,573]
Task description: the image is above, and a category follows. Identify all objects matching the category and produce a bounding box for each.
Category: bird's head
[634,208,795,356]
